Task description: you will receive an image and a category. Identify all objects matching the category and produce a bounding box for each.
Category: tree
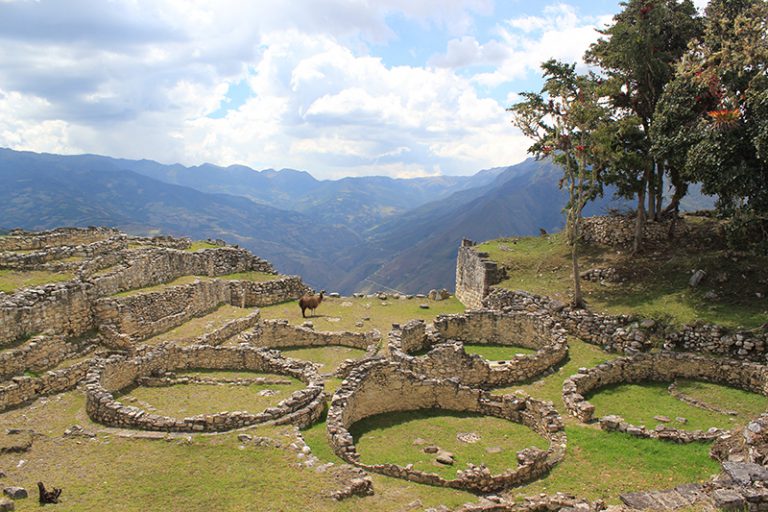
[586,0,702,249]
[508,60,610,308]
[653,0,768,250]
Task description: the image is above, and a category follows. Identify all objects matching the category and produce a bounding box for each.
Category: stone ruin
[4,224,768,510]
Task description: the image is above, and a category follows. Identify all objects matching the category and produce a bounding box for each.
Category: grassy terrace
[113,272,281,298]
[0,269,73,293]
[279,346,368,373]
[462,343,537,360]
[186,241,221,251]
[115,372,305,417]
[140,304,255,345]
[476,225,768,328]
[259,295,466,334]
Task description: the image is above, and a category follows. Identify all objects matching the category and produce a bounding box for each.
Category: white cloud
[0,1,611,179]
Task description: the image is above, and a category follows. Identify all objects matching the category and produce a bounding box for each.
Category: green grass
[516,426,720,503]
[217,271,282,282]
[141,304,255,345]
[186,241,220,251]
[114,275,212,297]
[477,224,768,328]
[351,409,549,479]
[493,338,619,409]
[115,374,304,417]
[587,382,754,431]
[259,296,466,334]
[0,269,74,293]
[278,346,368,373]
[463,343,536,361]
[674,379,767,419]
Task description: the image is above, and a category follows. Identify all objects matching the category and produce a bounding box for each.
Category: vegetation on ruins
[508,61,609,307]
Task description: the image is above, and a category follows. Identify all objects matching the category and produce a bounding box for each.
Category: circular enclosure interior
[563,351,768,442]
[327,361,566,493]
[85,344,325,432]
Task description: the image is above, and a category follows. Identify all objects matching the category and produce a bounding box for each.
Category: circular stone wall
[563,351,768,442]
[389,310,568,388]
[327,360,566,493]
[85,344,325,432]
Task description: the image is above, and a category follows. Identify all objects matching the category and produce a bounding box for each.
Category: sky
[0,0,708,180]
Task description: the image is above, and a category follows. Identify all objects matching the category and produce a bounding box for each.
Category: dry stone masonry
[562,351,768,443]
[326,360,566,493]
[388,310,568,388]
[84,344,325,432]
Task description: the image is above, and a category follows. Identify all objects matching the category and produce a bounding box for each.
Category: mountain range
[0,148,713,293]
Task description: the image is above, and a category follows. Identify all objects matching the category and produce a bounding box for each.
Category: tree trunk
[647,163,657,221]
[655,161,664,215]
[633,186,647,255]
[571,229,584,308]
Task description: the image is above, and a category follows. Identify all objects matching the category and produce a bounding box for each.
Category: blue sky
[0,0,706,179]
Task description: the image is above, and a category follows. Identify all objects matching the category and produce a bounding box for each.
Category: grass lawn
[351,409,549,479]
[115,373,304,417]
[0,269,74,293]
[186,241,221,251]
[676,379,767,418]
[113,275,212,297]
[587,382,755,431]
[259,295,466,334]
[140,304,255,345]
[477,226,768,329]
[278,346,368,373]
[217,271,282,282]
[463,343,537,361]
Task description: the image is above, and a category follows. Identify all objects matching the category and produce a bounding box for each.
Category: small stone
[689,269,706,287]
[419,304,429,309]
[423,445,438,454]
[3,487,26,500]
[653,415,671,423]
[0,497,13,511]
[676,417,688,424]
[237,434,252,443]
[435,453,454,465]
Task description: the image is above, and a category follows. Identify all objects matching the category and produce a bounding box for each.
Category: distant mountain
[0,149,360,287]
[99,155,504,232]
[0,148,714,294]
[336,159,631,293]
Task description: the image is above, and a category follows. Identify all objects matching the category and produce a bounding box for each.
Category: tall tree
[508,60,609,308]
[586,0,702,249]
[653,0,768,250]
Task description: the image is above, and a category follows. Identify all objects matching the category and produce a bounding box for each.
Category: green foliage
[653,0,768,250]
[508,60,611,306]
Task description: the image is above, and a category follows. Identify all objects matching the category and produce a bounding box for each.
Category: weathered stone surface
[2,487,26,500]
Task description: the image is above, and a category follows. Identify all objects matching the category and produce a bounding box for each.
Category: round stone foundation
[563,351,768,442]
[85,344,325,432]
[389,310,568,388]
[327,360,566,493]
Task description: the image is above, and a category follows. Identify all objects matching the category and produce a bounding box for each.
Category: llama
[299,290,325,318]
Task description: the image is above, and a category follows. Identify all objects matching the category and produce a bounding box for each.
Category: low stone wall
[580,215,689,247]
[0,334,94,381]
[456,239,506,310]
[389,312,568,388]
[247,320,380,351]
[95,279,233,345]
[87,247,275,297]
[562,352,768,442]
[0,282,94,346]
[0,237,127,270]
[0,227,120,251]
[326,360,566,493]
[196,311,261,347]
[487,289,768,361]
[85,344,325,432]
[228,277,309,307]
[0,359,92,412]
